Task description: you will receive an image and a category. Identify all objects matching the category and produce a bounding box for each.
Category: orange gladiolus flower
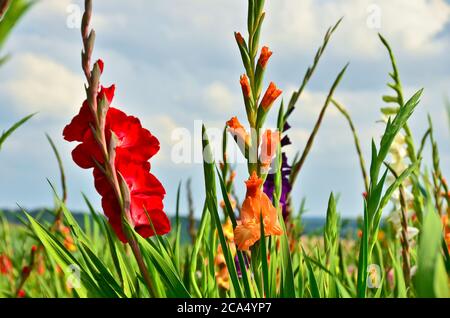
[240,74,251,99]
[58,223,77,252]
[215,245,230,290]
[258,46,272,68]
[226,116,250,148]
[220,195,237,213]
[215,220,236,290]
[260,129,280,170]
[234,172,283,251]
[260,82,282,110]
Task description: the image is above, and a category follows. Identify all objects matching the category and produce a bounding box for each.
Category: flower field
[0,0,449,300]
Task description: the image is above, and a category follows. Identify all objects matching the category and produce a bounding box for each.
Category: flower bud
[240,74,251,100]
[234,32,244,45]
[234,32,251,76]
[22,266,31,276]
[260,82,282,111]
[226,117,251,156]
[257,46,272,69]
[260,129,280,171]
[96,59,104,74]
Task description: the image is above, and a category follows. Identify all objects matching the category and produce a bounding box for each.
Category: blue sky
[0,0,449,219]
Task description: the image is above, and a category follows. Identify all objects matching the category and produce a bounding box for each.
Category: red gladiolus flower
[70,107,160,169]
[63,84,115,143]
[0,254,13,275]
[63,60,170,242]
[93,162,169,242]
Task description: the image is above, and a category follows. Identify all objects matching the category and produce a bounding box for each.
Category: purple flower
[234,253,250,278]
[263,153,292,220]
[263,120,293,220]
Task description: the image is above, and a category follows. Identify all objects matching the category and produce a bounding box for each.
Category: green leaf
[0,0,35,51]
[259,213,269,297]
[303,249,320,298]
[0,113,35,151]
[189,203,209,297]
[23,211,103,298]
[415,210,449,297]
[133,229,191,298]
[374,89,423,180]
[202,125,243,297]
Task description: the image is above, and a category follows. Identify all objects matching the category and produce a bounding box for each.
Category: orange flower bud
[260,129,280,170]
[234,32,244,45]
[226,117,250,147]
[260,82,282,110]
[240,74,251,99]
[258,46,272,68]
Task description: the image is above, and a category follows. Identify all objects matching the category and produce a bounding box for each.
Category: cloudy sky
[0,0,449,219]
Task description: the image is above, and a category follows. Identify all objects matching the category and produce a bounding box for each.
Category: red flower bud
[17,290,26,298]
[96,59,104,73]
[257,46,272,68]
[260,82,282,110]
[31,245,37,253]
[22,266,31,276]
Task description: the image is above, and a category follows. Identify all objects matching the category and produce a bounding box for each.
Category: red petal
[97,59,104,74]
[71,134,103,169]
[63,101,93,142]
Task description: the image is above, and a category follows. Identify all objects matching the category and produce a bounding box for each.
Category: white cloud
[265,0,450,58]
[202,82,236,114]
[142,114,179,164]
[0,54,84,118]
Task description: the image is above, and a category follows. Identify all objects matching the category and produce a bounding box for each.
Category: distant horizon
[0,206,366,220]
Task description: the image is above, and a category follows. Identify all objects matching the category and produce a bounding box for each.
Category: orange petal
[234,221,260,251]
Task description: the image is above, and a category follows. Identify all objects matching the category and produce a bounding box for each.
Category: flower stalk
[78,0,157,297]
